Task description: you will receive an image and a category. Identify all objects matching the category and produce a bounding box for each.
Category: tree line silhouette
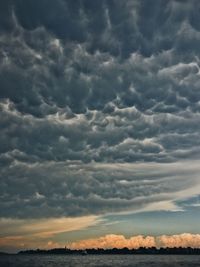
[18,247,200,255]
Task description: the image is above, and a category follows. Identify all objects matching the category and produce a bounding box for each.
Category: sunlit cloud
[158,233,200,248]
[0,216,100,251]
[70,234,200,249]
[2,232,200,252]
[70,234,156,249]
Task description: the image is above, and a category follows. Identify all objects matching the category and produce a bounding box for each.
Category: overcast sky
[1,0,200,252]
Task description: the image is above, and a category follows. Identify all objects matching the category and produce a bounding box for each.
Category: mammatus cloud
[1,0,200,236]
[70,234,200,249]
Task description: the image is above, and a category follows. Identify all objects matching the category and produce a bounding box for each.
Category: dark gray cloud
[0,159,200,218]
[1,0,200,218]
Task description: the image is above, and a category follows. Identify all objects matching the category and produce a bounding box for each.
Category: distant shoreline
[15,247,200,255]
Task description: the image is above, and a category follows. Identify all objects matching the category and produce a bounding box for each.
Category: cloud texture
[0,215,99,251]
[1,0,200,221]
[70,233,200,249]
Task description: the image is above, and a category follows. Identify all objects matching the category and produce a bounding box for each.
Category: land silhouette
[18,247,200,255]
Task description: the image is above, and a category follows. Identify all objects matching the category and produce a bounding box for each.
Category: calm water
[0,254,200,267]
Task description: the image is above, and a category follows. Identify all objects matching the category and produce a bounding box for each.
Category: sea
[0,254,200,267]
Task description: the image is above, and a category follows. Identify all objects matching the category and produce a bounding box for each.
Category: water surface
[0,254,200,267]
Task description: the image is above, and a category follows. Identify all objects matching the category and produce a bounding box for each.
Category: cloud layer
[1,159,200,218]
[70,233,200,249]
[0,216,99,252]
[1,0,200,221]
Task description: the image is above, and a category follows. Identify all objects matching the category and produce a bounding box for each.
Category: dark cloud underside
[1,0,200,218]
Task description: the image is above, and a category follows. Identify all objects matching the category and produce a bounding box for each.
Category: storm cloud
[1,0,200,220]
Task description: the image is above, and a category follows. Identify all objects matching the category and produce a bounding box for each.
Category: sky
[0,0,200,252]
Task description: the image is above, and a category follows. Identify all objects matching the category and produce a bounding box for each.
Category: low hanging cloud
[70,234,156,249]
[2,229,200,252]
[158,234,200,248]
[70,233,200,249]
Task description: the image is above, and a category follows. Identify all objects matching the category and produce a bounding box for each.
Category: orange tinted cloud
[1,216,200,252]
[158,233,200,248]
[70,234,156,249]
[0,216,99,238]
[0,216,99,252]
[70,234,200,249]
